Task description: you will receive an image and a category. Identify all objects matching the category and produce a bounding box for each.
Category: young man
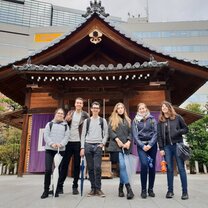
[80,101,108,197]
[57,97,89,195]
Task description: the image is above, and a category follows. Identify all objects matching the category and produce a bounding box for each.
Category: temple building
[0,1,207,176]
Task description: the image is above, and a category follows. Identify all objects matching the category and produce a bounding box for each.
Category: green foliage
[0,127,21,173]
[185,103,204,114]
[0,97,21,111]
[186,115,208,167]
[0,106,4,112]
[184,102,208,171]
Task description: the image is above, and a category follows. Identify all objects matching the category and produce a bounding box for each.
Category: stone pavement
[0,173,207,208]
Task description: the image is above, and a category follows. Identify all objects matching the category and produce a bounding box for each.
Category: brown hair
[54,108,65,115]
[159,101,176,122]
[75,97,84,103]
[137,103,150,113]
[109,102,131,131]
[91,101,101,108]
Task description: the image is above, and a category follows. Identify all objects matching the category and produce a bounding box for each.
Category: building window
[3,0,25,4]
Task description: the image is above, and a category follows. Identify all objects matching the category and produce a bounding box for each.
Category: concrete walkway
[0,173,207,208]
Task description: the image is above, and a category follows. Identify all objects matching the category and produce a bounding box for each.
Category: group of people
[41,98,189,201]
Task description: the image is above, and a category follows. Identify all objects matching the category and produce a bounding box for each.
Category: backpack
[85,117,104,138]
[49,122,67,132]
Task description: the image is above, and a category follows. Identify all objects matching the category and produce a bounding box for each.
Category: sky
[41,0,208,22]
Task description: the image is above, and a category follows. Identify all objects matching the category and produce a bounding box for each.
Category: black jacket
[157,114,188,150]
[108,119,132,153]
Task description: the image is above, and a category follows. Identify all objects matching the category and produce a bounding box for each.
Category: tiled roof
[13,60,168,72]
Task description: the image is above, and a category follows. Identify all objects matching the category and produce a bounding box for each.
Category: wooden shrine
[0,1,207,176]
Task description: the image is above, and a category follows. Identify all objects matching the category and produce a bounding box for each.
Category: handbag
[176,142,191,161]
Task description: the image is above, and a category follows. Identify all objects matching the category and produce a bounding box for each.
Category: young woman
[132,103,157,199]
[108,102,134,200]
[41,108,69,199]
[157,101,189,200]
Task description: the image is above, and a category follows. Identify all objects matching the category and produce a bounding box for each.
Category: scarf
[134,111,150,122]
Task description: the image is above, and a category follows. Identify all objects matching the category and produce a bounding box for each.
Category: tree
[185,103,203,114]
[0,96,22,174]
[0,127,21,174]
[0,97,21,111]
[185,102,208,172]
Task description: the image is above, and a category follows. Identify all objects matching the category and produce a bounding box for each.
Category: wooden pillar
[17,114,29,177]
[18,89,31,177]
[123,91,130,114]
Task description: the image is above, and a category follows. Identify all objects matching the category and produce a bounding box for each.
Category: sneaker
[72,188,79,195]
[166,191,174,198]
[87,189,95,197]
[148,189,155,197]
[141,190,147,199]
[41,191,49,199]
[96,189,106,197]
[181,193,189,200]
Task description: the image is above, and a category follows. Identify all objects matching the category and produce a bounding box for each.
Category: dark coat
[108,119,132,153]
[132,114,157,148]
[157,114,188,150]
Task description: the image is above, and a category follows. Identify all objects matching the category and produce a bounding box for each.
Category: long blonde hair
[109,102,131,131]
[159,101,176,122]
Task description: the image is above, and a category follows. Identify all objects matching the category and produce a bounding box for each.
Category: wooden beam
[17,114,29,177]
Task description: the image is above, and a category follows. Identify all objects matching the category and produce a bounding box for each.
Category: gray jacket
[44,120,69,151]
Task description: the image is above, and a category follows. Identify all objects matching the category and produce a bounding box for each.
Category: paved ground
[0,173,207,208]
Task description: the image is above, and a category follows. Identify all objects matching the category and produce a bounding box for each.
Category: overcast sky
[41,0,208,22]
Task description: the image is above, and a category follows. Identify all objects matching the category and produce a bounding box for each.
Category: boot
[118,183,125,197]
[141,189,147,199]
[125,183,134,200]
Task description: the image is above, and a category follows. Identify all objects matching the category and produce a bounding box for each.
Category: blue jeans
[119,152,129,184]
[85,143,102,190]
[137,143,157,191]
[164,144,188,193]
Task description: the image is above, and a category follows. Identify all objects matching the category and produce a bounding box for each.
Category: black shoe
[125,183,134,200]
[57,187,64,194]
[148,189,155,197]
[118,183,125,197]
[181,193,189,200]
[166,191,174,198]
[141,190,147,199]
[72,188,79,195]
[41,191,49,199]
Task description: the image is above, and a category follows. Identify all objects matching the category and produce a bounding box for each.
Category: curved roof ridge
[13,60,168,72]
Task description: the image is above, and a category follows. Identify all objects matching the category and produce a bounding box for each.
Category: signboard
[34,33,62,43]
